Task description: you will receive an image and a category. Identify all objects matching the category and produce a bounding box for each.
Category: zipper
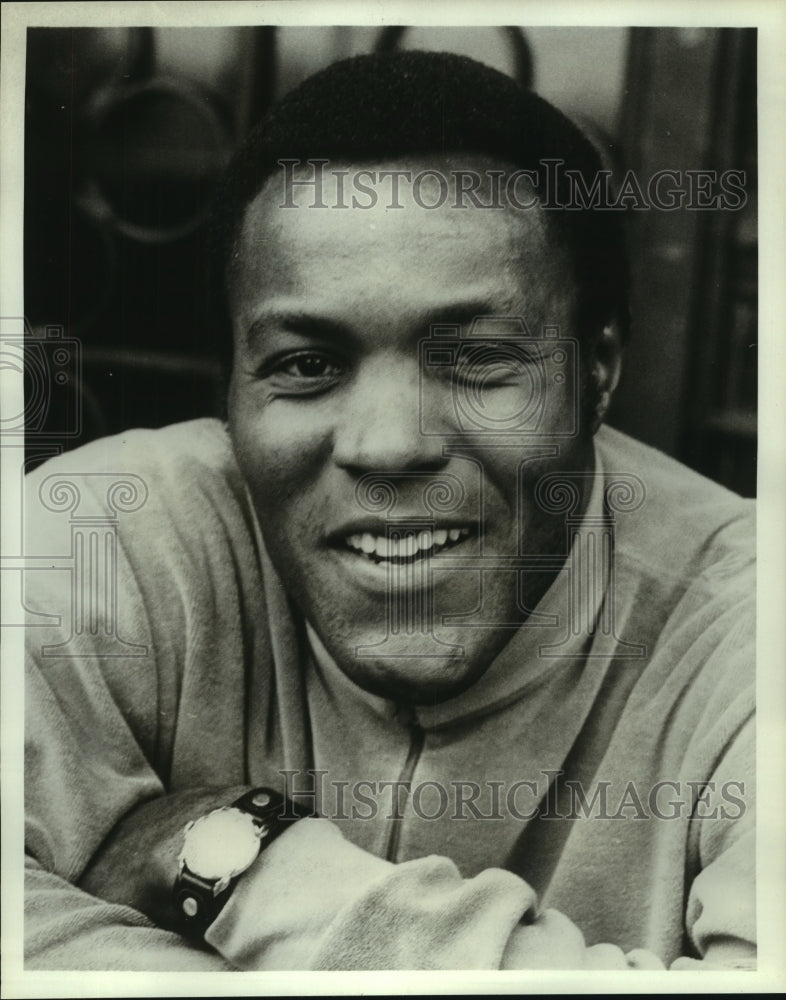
[383,707,425,862]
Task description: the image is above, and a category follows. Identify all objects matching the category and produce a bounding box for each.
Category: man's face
[228,158,596,704]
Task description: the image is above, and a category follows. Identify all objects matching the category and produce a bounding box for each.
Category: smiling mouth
[344,527,472,565]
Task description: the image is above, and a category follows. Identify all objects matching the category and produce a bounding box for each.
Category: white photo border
[2,1,784,996]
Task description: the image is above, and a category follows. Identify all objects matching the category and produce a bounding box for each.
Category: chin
[323,629,503,706]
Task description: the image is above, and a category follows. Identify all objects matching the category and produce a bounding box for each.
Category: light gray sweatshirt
[23,420,755,970]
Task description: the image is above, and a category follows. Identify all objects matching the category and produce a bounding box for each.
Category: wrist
[150,787,253,931]
[77,785,250,928]
[172,786,315,939]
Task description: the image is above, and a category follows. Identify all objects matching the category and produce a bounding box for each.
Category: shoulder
[24,419,256,582]
[589,433,754,792]
[596,427,755,701]
[25,418,246,522]
[596,424,754,587]
[596,428,754,729]
[25,418,241,501]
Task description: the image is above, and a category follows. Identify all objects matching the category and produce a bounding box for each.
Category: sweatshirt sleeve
[673,714,756,970]
[205,816,669,970]
[205,806,753,971]
[24,591,234,971]
[25,855,231,971]
[205,818,537,969]
[24,656,234,970]
[22,438,236,971]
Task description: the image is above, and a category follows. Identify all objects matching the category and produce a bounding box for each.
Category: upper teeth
[346,527,470,559]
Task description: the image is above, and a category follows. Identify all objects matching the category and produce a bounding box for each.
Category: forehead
[230,157,575,325]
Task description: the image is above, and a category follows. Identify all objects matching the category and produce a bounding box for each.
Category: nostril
[333,417,449,473]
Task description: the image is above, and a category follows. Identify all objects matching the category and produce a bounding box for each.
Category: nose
[332,356,449,474]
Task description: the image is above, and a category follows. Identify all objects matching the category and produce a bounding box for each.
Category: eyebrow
[243,298,510,348]
[244,311,351,349]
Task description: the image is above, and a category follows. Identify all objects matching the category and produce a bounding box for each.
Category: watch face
[183,807,262,880]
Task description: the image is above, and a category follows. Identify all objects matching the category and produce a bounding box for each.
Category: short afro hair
[212,49,629,350]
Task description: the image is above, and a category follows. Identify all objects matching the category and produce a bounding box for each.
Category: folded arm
[72,786,666,970]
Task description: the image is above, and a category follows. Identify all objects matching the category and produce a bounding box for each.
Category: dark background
[23,25,757,496]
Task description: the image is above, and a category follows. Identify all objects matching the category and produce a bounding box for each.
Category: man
[24,51,755,970]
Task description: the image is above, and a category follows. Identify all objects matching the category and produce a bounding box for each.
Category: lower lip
[330,538,476,593]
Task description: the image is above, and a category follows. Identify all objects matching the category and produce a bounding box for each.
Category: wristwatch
[173,787,311,936]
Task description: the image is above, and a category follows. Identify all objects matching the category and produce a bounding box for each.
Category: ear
[589,323,623,434]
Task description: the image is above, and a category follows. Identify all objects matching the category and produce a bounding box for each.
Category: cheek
[479,435,590,539]
[229,396,333,512]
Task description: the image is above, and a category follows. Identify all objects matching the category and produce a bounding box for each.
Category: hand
[501,909,666,969]
[78,786,249,930]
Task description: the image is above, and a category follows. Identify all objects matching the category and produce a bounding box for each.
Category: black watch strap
[173,787,314,937]
[233,786,314,824]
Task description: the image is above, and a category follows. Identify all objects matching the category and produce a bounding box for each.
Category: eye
[277,353,344,379]
[255,349,347,394]
[454,342,542,387]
